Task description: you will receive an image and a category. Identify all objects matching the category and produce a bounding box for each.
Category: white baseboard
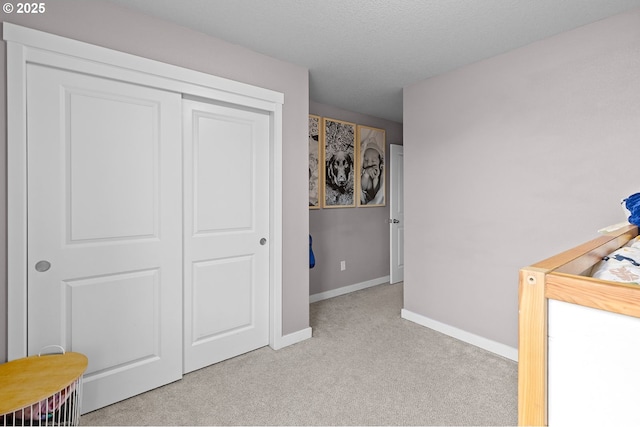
[401,309,518,362]
[274,276,391,350]
[271,327,312,350]
[309,276,390,303]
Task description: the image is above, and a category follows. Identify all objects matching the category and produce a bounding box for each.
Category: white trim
[6,40,28,360]
[310,276,390,303]
[271,327,312,350]
[2,23,283,106]
[4,23,288,359]
[401,309,518,362]
[269,103,285,351]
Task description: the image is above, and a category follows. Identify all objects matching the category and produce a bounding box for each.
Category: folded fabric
[591,245,640,284]
[624,193,640,227]
[12,383,75,421]
[626,235,640,248]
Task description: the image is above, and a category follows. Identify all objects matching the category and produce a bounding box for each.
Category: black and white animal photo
[323,119,355,207]
[325,150,354,204]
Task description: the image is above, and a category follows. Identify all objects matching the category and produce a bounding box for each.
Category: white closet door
[26,64,183,413]
[183,99,270,373]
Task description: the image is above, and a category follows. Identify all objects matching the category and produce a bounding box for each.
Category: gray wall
[0,0,310,362]
[403,9,640,349]
[309,102,402,295]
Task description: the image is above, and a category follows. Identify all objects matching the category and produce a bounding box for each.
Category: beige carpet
[81,282,517,425]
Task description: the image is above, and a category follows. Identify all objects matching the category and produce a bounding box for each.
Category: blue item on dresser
[624,193,640,227]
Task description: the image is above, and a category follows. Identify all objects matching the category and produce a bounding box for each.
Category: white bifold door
[26,63,270,412]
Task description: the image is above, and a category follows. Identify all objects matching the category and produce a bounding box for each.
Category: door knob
[388,219,400,224]
[260,238,267,245]
[35,260,51,272]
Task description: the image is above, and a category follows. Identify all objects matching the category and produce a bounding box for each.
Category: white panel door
[183,99,270,373]
[26,64,183,413]
[390,144,405,284]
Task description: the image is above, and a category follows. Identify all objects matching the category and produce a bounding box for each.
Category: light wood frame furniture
[518,223,639,426]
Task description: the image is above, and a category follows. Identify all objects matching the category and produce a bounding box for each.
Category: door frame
[5,23,286,360]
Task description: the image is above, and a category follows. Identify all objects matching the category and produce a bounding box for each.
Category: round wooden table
[0,352,88,421]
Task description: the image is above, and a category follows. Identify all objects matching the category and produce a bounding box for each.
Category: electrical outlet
[340,260,346,271]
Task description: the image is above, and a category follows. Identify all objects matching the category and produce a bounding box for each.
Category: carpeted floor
[81,282,517,425]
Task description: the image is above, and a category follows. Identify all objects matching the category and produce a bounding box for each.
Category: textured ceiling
[107,0,640,122]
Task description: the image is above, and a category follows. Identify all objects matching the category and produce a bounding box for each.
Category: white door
[389,144,404,284]
[26,64,183,413]
[183,99,270,373]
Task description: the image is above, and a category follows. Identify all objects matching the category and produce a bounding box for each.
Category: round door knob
[260,238,267,245]
[35,260,51,272]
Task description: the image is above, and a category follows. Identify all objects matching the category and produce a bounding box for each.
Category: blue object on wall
[624,193,640,227]
[309,234,315,269]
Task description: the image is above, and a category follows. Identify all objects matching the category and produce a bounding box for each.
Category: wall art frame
[356,125,386,207]
[308,114,322,209]
[322,117,356,208]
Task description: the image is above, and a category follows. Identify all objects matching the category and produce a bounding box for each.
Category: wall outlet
[340,260,346,271]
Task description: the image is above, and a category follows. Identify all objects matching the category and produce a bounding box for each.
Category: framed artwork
[357,125,386,207]
[308,115,321,209]
[322,117,356,208]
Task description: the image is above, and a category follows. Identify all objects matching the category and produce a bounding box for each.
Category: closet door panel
[183,99,270,373]
[26,63,183,413]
